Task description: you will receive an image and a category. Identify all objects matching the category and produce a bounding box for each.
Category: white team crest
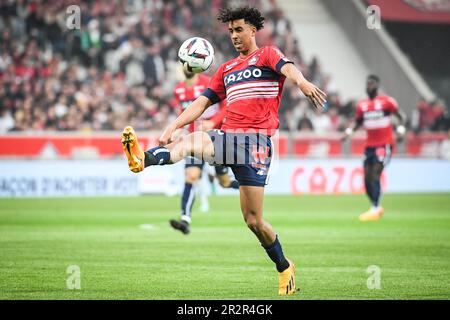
[248,55,259,66]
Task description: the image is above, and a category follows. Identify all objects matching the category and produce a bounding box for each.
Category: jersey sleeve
[201,64,226,104]
[385,96,399,113]
[264,46,294,74]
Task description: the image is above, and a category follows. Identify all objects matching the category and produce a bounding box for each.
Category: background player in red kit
[170,68,239,235]
[343,75,406,221]
[121,6,326,295]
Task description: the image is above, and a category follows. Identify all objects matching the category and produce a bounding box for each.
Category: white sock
[197,175,209,212]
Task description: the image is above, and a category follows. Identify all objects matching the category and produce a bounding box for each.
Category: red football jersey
[173,74,220,132]
[202,46,293,135]
[356,94,399,147]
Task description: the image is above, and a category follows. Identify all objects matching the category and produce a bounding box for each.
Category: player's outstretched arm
[280,63,327,110]
[159,95,212,145]
[342,119,363,141]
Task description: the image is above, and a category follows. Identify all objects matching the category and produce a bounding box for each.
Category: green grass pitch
[0,194,449,300]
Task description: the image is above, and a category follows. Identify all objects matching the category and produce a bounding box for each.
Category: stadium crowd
[0,0,449,135]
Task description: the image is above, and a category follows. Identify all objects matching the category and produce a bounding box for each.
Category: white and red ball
[178,37,214,74]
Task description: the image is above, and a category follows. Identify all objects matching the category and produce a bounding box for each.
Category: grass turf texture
[0,194,449,300]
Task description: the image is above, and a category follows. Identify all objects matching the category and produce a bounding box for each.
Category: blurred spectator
[411,98,432,133]
[439,129,450,160]
[143,41,165,90]
[309,108,333,134]
[430,100,450,132]
[327,107,341,132]
[279,84,301,130]
[297,114,314,132]
[0,109,14,133]
[338,99,355,118]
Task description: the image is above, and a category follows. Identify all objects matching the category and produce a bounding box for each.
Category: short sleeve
[202,64,226,104]
[385,96,398,113]
[264,46,294,74]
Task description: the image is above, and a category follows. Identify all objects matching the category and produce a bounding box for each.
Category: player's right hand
[159,124,177,146]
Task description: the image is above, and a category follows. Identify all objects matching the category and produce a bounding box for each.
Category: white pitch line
[139,224,156,231]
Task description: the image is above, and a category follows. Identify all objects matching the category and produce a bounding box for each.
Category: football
[178,37,214,74]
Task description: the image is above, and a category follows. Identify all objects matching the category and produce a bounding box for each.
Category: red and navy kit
[173,74,226,172]
[202,46,293,187]
[202,46,292,135]
[356,94,398,165]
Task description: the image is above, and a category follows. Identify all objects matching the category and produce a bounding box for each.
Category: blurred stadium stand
[0,0,449,159]
[278,0,371,101]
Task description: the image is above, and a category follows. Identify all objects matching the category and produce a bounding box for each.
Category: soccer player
[170,68,239,235]
[121,6,326,295]
[343,75,406,221]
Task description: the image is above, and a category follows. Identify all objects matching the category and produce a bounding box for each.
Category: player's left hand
[300,81,327,110]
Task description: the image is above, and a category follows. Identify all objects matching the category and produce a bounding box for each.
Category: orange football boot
[279,259,297,295]
[121,126,145,173]
[359,207,384,222]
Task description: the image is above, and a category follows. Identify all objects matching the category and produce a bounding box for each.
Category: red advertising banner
[367,0,450,24]
[0,133,447,158]
[0,134,289,158]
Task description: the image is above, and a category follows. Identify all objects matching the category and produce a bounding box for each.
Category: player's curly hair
[217,6,265,30]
